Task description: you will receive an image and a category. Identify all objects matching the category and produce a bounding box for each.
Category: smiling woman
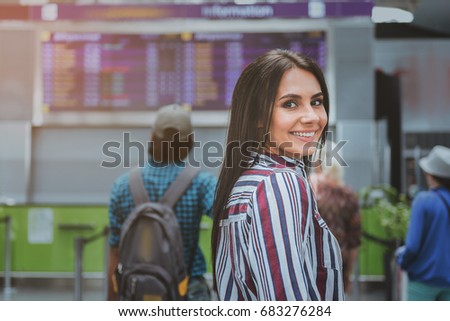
[211,49,345,301]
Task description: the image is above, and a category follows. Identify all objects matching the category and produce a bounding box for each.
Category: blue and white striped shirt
[215,153,344,300]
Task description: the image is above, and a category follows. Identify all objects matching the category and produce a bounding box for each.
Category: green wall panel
[199,216,212,274]
[0,205,213,275]
[0,205,108,273]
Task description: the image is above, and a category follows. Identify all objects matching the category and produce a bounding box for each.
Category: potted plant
[360,184,410,242]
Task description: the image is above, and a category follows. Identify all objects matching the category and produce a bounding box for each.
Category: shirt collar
[147,156,186,168]
[250,151,305,169]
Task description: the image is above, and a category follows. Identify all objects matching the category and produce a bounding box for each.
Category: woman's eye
[282,100,297,109]
[311,99,323,107]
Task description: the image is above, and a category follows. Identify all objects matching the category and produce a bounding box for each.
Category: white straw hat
[419,145,450,178]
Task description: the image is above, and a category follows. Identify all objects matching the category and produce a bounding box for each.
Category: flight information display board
[41,31,325,111]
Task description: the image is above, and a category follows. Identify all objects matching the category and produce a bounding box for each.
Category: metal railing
[0,215,12,297]
[362,230,401,300]
[73,226,109,301]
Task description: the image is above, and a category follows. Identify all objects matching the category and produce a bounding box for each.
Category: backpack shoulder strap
[119,168,151,245]
[129,167,151,206]
[434,189,450,220]
[159,165,201,208]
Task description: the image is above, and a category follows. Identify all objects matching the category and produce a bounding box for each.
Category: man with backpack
[107,104,217,301]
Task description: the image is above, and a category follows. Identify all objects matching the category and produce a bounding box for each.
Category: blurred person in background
[396,145,450,301]
[310,141,361,296]
[107,104,217,301]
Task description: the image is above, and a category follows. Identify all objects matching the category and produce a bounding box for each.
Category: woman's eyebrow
[312,92,324,99]
[278,92,323,101]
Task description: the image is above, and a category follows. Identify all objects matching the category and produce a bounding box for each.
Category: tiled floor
[347,281,387,301]
[1,278,386,301]
[1,278,106,301]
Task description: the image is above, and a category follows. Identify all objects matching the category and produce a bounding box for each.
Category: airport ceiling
[104,0,449,36]
[69,0,450,35]
[0,0,448,36]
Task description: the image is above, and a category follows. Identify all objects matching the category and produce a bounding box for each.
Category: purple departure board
[41,31,326,111]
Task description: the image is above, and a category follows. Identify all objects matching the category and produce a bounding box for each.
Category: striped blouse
[215,153,344,301]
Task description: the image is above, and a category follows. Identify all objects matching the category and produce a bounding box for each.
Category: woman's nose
[299,105,320,123]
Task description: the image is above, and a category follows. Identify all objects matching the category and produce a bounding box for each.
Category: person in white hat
[107,104,217,301]
[396,145,450,301]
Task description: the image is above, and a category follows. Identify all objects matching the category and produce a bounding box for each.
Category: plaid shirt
[108,158,217,277]
[216,153,344,300]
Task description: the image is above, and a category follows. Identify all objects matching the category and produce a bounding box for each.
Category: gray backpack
[115,165,200,300]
